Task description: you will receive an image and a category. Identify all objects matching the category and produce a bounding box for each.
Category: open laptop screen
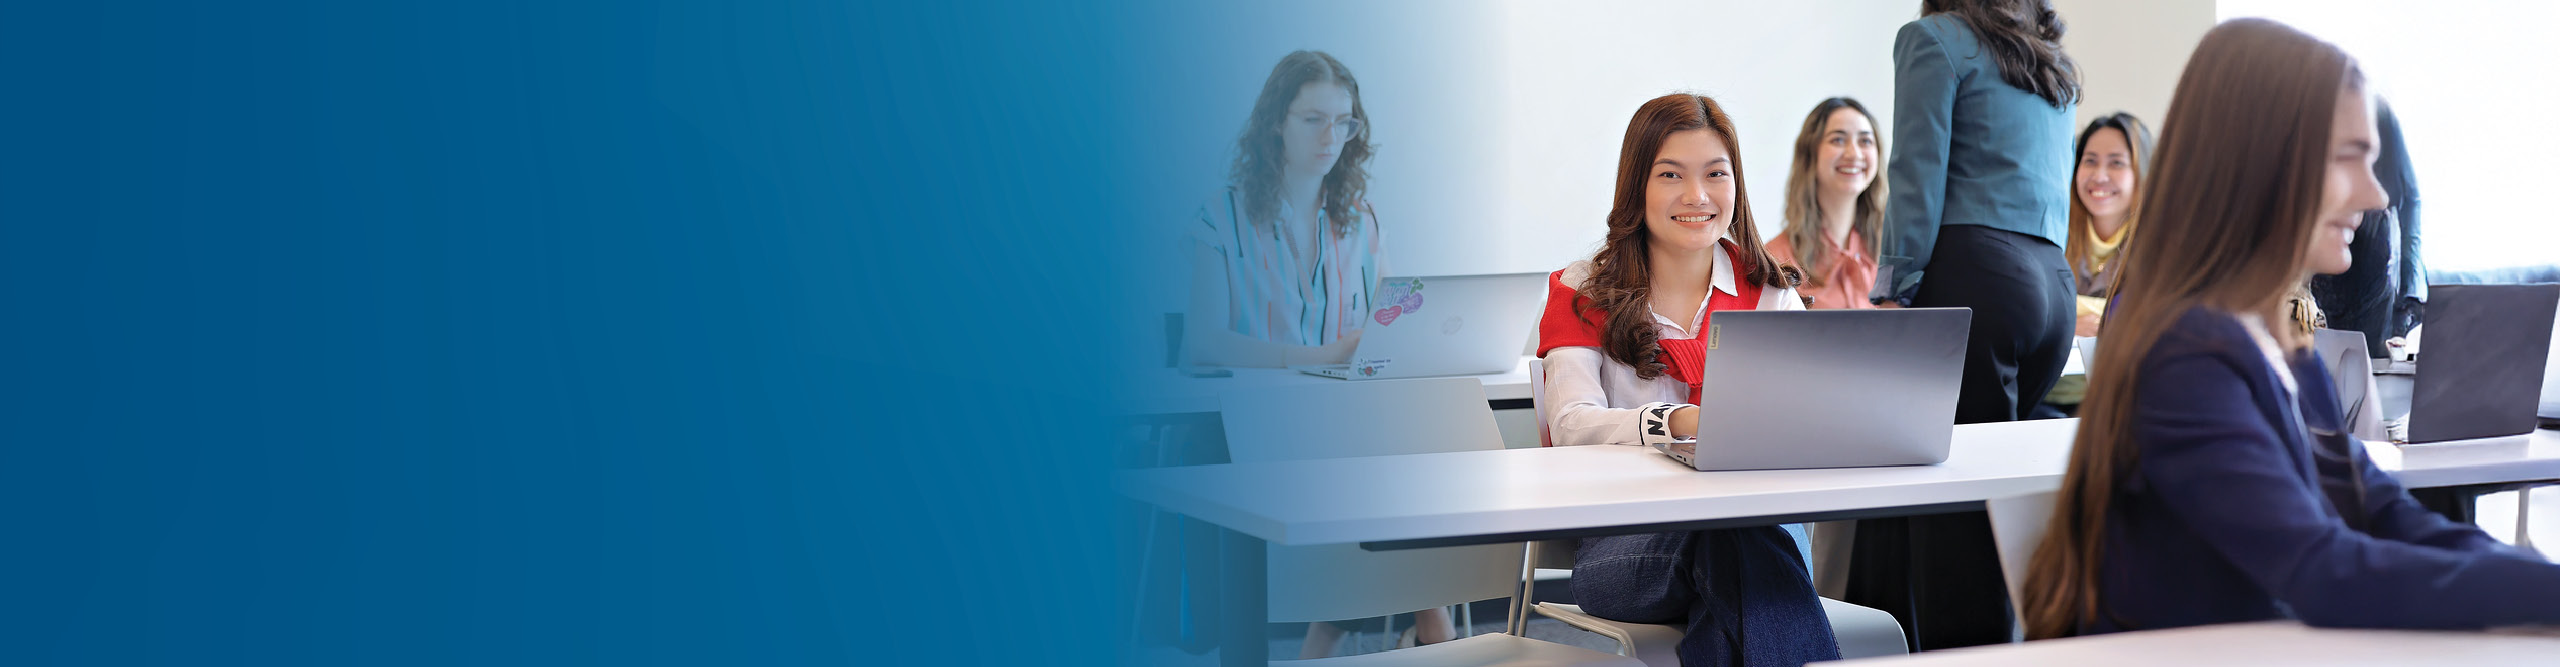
[2408,284,2560,442]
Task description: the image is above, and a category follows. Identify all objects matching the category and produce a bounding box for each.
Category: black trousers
[1918,224,2076,423]
[1845,224,2074,650]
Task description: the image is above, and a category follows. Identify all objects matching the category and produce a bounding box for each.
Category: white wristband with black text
[1637,402,1689,451]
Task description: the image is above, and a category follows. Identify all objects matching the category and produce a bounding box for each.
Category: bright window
[2218,1,2558,271]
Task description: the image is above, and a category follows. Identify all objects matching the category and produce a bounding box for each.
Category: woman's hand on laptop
[1284,328,1364,367]
[1670,405,1698,439]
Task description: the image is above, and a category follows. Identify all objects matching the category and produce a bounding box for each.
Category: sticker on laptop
[1372,277,1426,327]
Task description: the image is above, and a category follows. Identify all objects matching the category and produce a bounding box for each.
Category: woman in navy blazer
[2019,19,2560,638]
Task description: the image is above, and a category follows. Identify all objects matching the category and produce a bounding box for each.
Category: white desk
[1836,620,2560,666]
[2367,429,2560,489]
[1119,419,2079,549]
[1118,422,2560,551]
[1120,419,2079,666]
[1120,355,1535,416]
[1120,421,2560,665]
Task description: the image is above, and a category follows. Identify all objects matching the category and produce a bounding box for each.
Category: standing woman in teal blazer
[1847,0,2079,650]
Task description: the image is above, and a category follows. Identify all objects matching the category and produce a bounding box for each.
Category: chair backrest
[1985,490,2058,630]
[1529,358,1552,447]
[1220,377,1522,622]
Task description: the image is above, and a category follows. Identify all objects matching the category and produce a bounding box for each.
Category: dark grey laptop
[2407,284,2560,443]
[1658,307,1971,470]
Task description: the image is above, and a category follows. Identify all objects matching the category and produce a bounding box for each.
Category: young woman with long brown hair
[1536,93,1831,665]
[2018,18,2560,638]
[1186,50,1386,370]
[1766,97,1887,311]
[1182,51,1463,656]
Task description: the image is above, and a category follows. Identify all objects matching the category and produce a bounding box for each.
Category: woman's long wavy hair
[1923,0,2080,108]
[1229,50,1371,235]
[2062,112,2156,288]
[1777,97,1889,290]
[1579,94,1795,379]
[2019,18,2364,639]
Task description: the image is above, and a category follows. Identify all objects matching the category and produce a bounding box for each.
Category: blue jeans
[1573,526,1838,667]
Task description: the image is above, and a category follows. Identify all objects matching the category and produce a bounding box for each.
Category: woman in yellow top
[2041,113,2153,414]
[2064,112,2153,335]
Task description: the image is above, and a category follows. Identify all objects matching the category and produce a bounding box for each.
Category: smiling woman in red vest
[1538,93,1825,666]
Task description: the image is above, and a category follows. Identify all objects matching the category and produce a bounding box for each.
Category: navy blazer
[2087,307,2560,633]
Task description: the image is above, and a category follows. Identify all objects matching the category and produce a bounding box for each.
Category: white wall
[2215,0,2559,271]
[2051,0,2216,129]
[2051,0,2558,272]
[1477,2,1915,277]
[1129,0,1918,292]
[1125,0,2234,298]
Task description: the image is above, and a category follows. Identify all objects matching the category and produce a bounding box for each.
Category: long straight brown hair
[1579,93,1793,379]
[1778,97,1889,290]
[2060,112,2156,285]
[2020,18,2363,639]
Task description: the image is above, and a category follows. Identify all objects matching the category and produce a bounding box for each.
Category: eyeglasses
[1295,113,1363,142]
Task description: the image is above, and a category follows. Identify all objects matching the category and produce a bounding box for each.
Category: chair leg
[1510,542,1537,636]
[2517,486,2540,557]
[1123,423,1171,647]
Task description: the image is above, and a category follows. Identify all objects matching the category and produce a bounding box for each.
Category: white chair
[1985,490,2058,639]
[1222,377,1640,666]
[1522,359,1912,663]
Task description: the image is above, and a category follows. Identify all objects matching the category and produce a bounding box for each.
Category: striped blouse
[1189,186,1386,346]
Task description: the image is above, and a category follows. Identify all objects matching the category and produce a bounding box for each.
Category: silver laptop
[2542,298,2560,428]
[1292,273,1543,380]
[2405,284,2560,443]
[1659,307,1971,470]
[2312,328,2389,441]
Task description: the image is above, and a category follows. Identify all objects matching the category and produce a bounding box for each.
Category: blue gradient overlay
[3,2,1164,665]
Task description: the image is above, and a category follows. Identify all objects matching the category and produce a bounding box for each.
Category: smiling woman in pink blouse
[1764,97,1886,311]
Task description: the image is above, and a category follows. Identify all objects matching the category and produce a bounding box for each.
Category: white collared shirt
[1543,245,1804,447]
[2239,312,2299,397]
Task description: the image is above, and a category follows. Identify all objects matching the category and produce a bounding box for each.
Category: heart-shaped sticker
[1400,292,1423,313]
[1373,305,1404,326]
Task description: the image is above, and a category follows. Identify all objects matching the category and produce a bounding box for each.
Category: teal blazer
[1877,13,2076,305]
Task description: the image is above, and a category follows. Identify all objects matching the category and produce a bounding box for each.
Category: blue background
[3,2,1147,664]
